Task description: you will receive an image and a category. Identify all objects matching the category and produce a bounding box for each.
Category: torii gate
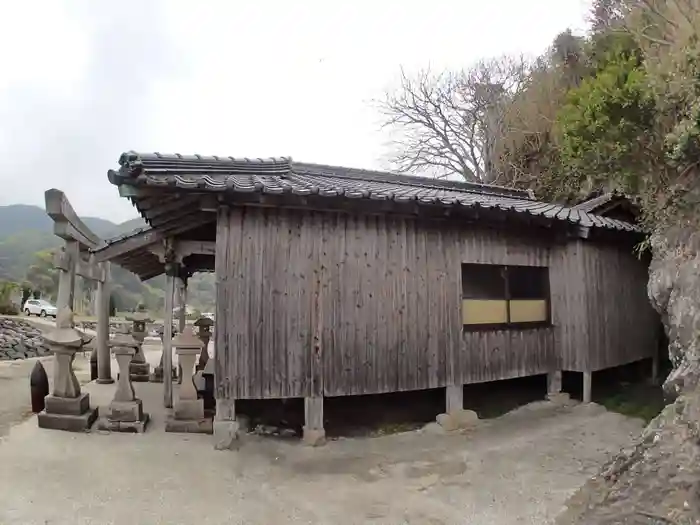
[44,189,113,383]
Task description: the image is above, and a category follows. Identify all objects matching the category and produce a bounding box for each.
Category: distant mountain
[0,203,214,313]
[0,204,145,240]
[0,204,146,281]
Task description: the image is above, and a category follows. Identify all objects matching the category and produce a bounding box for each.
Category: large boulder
[557,228,700,524]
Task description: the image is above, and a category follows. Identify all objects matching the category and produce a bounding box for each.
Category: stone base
[45,392,90,416]
[165,416,213,434]
[96,378,115,385]
[436,410,479,431]
[547,392,572,405]
[175,398,204,420]
[37,407,97,432]
[213,420,241,450]
[302,426,326,447]
[106,399,144,422]
[96,413,150,433]
[130,362,151,383]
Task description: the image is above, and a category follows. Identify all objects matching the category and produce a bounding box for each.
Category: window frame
[461,263,551,331]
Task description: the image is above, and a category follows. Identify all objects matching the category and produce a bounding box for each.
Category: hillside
[0,204,215,314]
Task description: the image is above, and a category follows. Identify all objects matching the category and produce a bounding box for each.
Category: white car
[23,299,58,318]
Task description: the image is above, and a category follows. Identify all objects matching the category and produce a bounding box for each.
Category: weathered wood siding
[552,240,658,372]
[457,232,555,383]
[580,241,657,371]
[550,241,589,371]
[215,206,556,400]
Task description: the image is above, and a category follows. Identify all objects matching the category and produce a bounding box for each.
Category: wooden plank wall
[552,240,658,372]
[550,241,589,371]
[456,229,555,383]
[581,241,658,371]
[215,205,557,400]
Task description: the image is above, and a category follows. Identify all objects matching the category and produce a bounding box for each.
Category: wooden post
[582,372,592,403]
[177,277,187,333]
[96,262,113,384]
[303,396,325,446]
[163,271,176,409]
[445,385,463,414]
[651,354,660,385]
[547,371,562,395]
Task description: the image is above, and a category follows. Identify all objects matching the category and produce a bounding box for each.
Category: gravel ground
[0,368,644,525]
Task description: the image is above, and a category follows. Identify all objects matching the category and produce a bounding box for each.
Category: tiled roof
[108,151,640,234]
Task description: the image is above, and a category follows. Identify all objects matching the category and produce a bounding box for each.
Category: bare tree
[377,56,530,183]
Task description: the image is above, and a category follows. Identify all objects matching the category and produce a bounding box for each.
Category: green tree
[24,249,59,300]
[556,45,657,202]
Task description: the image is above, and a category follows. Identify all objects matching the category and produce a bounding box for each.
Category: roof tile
[109,151,642,234]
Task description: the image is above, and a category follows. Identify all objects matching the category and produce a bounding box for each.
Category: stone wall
[0,318,52,360]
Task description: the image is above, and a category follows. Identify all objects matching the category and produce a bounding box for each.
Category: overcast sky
[0,0,591,223]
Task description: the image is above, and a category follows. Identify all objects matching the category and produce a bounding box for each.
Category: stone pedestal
[37,307,97,432]
[166,326,212,434]
[96,335,149,433]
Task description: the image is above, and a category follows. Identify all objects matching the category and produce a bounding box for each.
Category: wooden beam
[175,241,216,258]
[45,189,103,250]
[92,228,162,263]
[54,248,104,282]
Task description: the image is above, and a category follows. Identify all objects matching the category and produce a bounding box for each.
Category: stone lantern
[37,306,97,432]
[126,304,151,382]
[96,330,149,432]
[193,316,214,371]
[165,325,211,434]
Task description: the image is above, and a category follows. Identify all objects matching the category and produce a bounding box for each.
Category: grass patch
[597,382,666,423]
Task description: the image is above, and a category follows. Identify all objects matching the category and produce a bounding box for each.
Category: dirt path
[0,378,644,525]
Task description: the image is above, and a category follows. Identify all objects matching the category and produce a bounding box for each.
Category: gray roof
[573,191,635,215]
[108,151,640,233]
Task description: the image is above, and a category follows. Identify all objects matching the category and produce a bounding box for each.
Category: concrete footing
[546,392,572,405]
[436,410,479,431]
[302,426,327,447]
[303,396,325,446]
[213,420,241,450]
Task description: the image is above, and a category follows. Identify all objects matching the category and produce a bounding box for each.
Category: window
[461,263,550,329]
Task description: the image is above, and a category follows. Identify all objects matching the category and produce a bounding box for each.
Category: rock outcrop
[557,228,700,524]
[0,318,52,360]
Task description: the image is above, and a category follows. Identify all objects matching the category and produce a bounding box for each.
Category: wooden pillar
[163,271,176,409]
[582,372,592,403]
[303,396,326,446]
[213,398,240,450]
[96,261,113,384]
[445,384,463,414]
[547,371,562,395]
[56,241,79,311]
[177,277,187,333]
